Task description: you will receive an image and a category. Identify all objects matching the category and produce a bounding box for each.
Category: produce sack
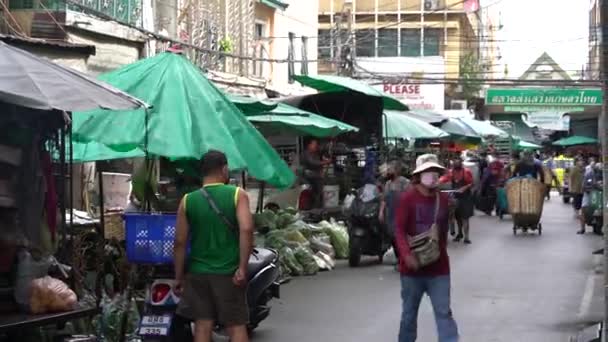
[279,247,303,276]
[316,251,335,269]
[29,276,77,314]
[313,254,329,271]
[14,249,52,310]
[283,228,309,246]
[319,219,349,259]
[254,210,278,231]
[309,235,335,258]
[294,246,319,275]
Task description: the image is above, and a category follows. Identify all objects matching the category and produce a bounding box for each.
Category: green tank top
[184,183,240,275]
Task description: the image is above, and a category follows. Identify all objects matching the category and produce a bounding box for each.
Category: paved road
[254,196,599,342]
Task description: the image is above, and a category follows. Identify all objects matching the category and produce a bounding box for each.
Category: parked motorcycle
[583,188,603,236]
[347,185,390,267]
[138,248,281,341]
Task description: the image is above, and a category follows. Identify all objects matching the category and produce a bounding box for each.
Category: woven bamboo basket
[506,178,545,220]
[104,211,125,241]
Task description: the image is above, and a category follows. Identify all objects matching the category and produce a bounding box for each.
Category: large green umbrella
[514,140,541,150]
[227,94,278,113]
[553,135,598,147]
[437,118,483,144]
[293,75,408,111]
[383,111,449,140]
[246,102,359,137]
[459,117,509,138]
[72,52,295,188]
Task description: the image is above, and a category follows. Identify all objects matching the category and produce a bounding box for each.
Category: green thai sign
[486,88,603,109]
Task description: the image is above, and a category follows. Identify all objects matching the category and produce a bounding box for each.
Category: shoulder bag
[408,194,441,268]
[199,187,238,235]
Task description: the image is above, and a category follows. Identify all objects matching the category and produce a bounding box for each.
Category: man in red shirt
[440,157,474,244]
[395,154,459,342]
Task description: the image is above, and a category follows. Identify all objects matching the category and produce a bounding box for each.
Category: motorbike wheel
[349,237,362,267]
[593,223,603,236]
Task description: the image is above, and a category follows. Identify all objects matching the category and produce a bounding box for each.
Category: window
[377,28,397,57]
[318,29,332,58]
[253,22,267,77]
[423,28,441,56]
[355,29,374,57]
[255,23,265,40]
[400,29,420,57]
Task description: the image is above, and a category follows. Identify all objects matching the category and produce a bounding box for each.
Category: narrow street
[255,196,599,342]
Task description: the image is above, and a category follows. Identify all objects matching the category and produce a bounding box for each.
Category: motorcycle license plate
[139,315,172,336]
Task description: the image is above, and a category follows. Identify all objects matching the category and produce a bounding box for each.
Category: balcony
[8,0,141,39]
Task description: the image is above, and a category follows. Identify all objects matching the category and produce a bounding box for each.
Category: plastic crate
[124,213,178,264]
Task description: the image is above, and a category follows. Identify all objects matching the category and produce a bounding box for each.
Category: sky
[493,0,590,79]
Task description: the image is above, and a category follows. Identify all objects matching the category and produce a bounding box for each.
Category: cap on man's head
[201,150,228,176]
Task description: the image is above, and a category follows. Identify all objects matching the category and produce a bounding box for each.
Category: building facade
[587,0,600,80]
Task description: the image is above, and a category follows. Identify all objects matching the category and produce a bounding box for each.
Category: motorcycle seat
[247,248,277,279]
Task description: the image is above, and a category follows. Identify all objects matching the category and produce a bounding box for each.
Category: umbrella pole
[69,114,74,240]
[257,182,266,213]
[59,122,67,242]
[98,166,105,239]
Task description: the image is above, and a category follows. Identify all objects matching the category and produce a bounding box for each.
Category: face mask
[420,172,439,188]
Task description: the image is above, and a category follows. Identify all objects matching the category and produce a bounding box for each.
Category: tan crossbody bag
[408,194,441,268]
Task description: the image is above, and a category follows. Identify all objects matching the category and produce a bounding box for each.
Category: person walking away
[379,161,410,267]
[578,161,600,234]
[301,138,332,209]
[173,150,254,342]
[440,157,474,244]
[478,154,503,215]
[395,154,459,342]
[569,158,585,220]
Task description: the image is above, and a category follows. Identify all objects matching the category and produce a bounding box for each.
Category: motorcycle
[347,185,390,267]
[138,248,281,341]
[583,187,603,236]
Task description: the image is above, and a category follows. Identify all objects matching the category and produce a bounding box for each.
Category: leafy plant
[219,37,234,53]
[459,52,483,101]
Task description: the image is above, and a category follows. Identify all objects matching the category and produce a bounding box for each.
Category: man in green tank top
[174,150,253,342]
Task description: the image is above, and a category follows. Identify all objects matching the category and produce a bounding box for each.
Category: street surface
[255,195,600,342]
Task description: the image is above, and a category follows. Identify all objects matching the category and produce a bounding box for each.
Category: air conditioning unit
[451,100,467,110]
[424,0,441,11]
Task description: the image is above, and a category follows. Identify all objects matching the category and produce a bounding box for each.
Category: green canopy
[513,139,541,150]
[437,118,483,144]
[246,102,358,137]
[553,135,598,147]
[72,52,295,188]
[227,94,278,113]
[406,109,447,124]
[459,117,509,138]
[293,75,408,111]
[383,111,449,140]
[69,141,144,163]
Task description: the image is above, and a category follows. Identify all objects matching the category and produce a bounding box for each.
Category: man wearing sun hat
[395,154,459,342]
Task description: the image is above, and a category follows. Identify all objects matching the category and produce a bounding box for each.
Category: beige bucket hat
[412,153,446,176]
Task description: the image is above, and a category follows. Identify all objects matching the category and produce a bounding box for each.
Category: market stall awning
[513,138,541,150]
[553,135,598,147]
[68,141,144,163]
[405,109,447,124]
[459,117,509,138]
[228,94,278,113]
[383,111,448,140]
[247,102,359,137]
[438,118,483,144]
[0,41,147,112]
[72,52,295,189]
[293,75,408,111]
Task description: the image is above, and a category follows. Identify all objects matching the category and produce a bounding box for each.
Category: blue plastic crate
[124,213,178,264]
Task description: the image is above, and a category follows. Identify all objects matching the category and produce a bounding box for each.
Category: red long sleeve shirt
[395,186,450,277]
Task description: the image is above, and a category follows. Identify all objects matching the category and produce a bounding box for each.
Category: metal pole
[601,0,608,339]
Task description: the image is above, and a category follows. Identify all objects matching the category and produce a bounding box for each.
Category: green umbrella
[459,117,509,138]
[227,94,278,113]
[514,140,541,150]
[383,111,449,140]
[72,52,295,189]
[553,135,598,147]
[293,75,408,111]
[246,102,359,137]
[437,118,483,144]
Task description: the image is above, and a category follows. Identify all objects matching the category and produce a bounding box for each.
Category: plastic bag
[294,246,319,275]
[264,230,289,250]
[316,251,335,269]
[343,194,356,211]
[283,228,309,245]
[321,219,350,259]
[383,248,397,265]
[280,247,303,276]
[14,249,52,309]
[29,276,77,314]
[309,235,336,258]
[313,254,329,270]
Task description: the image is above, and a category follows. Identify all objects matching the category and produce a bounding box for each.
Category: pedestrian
[173,150,254,342]
[512,150,545,183]
[379,160,410,267]
[570,158,585,220]
[578,161,600,234]
[395,154,459,342]
[440,157,474,244]
[301,138,332,209]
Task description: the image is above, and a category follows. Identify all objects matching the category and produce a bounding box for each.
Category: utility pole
[335,0,353,76]
[601,0,608,340]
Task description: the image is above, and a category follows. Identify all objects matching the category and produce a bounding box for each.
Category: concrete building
[587,0,600,80]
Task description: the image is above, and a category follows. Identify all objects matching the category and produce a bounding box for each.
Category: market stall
[0,42,146,340]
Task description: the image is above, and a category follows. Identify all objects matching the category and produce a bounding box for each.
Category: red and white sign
[357,57,446,111]
[464,0,480,13]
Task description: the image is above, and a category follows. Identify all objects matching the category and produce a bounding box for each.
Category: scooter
[138,248,281,341]
[584,188,603,236]
[347,185,390,267]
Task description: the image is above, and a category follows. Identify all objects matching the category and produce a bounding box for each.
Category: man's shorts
[573,193,583,210]
[176,273,248,325]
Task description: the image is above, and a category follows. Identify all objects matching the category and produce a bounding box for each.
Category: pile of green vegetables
[254,208,349,278]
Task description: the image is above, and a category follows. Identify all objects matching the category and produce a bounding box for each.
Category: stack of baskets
[104,209,125,241]
[506,178,545,223]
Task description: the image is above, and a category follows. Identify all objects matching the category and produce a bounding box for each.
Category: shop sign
[486,88,602,110]
[525,111,570,131]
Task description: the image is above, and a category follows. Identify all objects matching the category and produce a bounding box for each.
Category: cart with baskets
[506,178,545,235]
